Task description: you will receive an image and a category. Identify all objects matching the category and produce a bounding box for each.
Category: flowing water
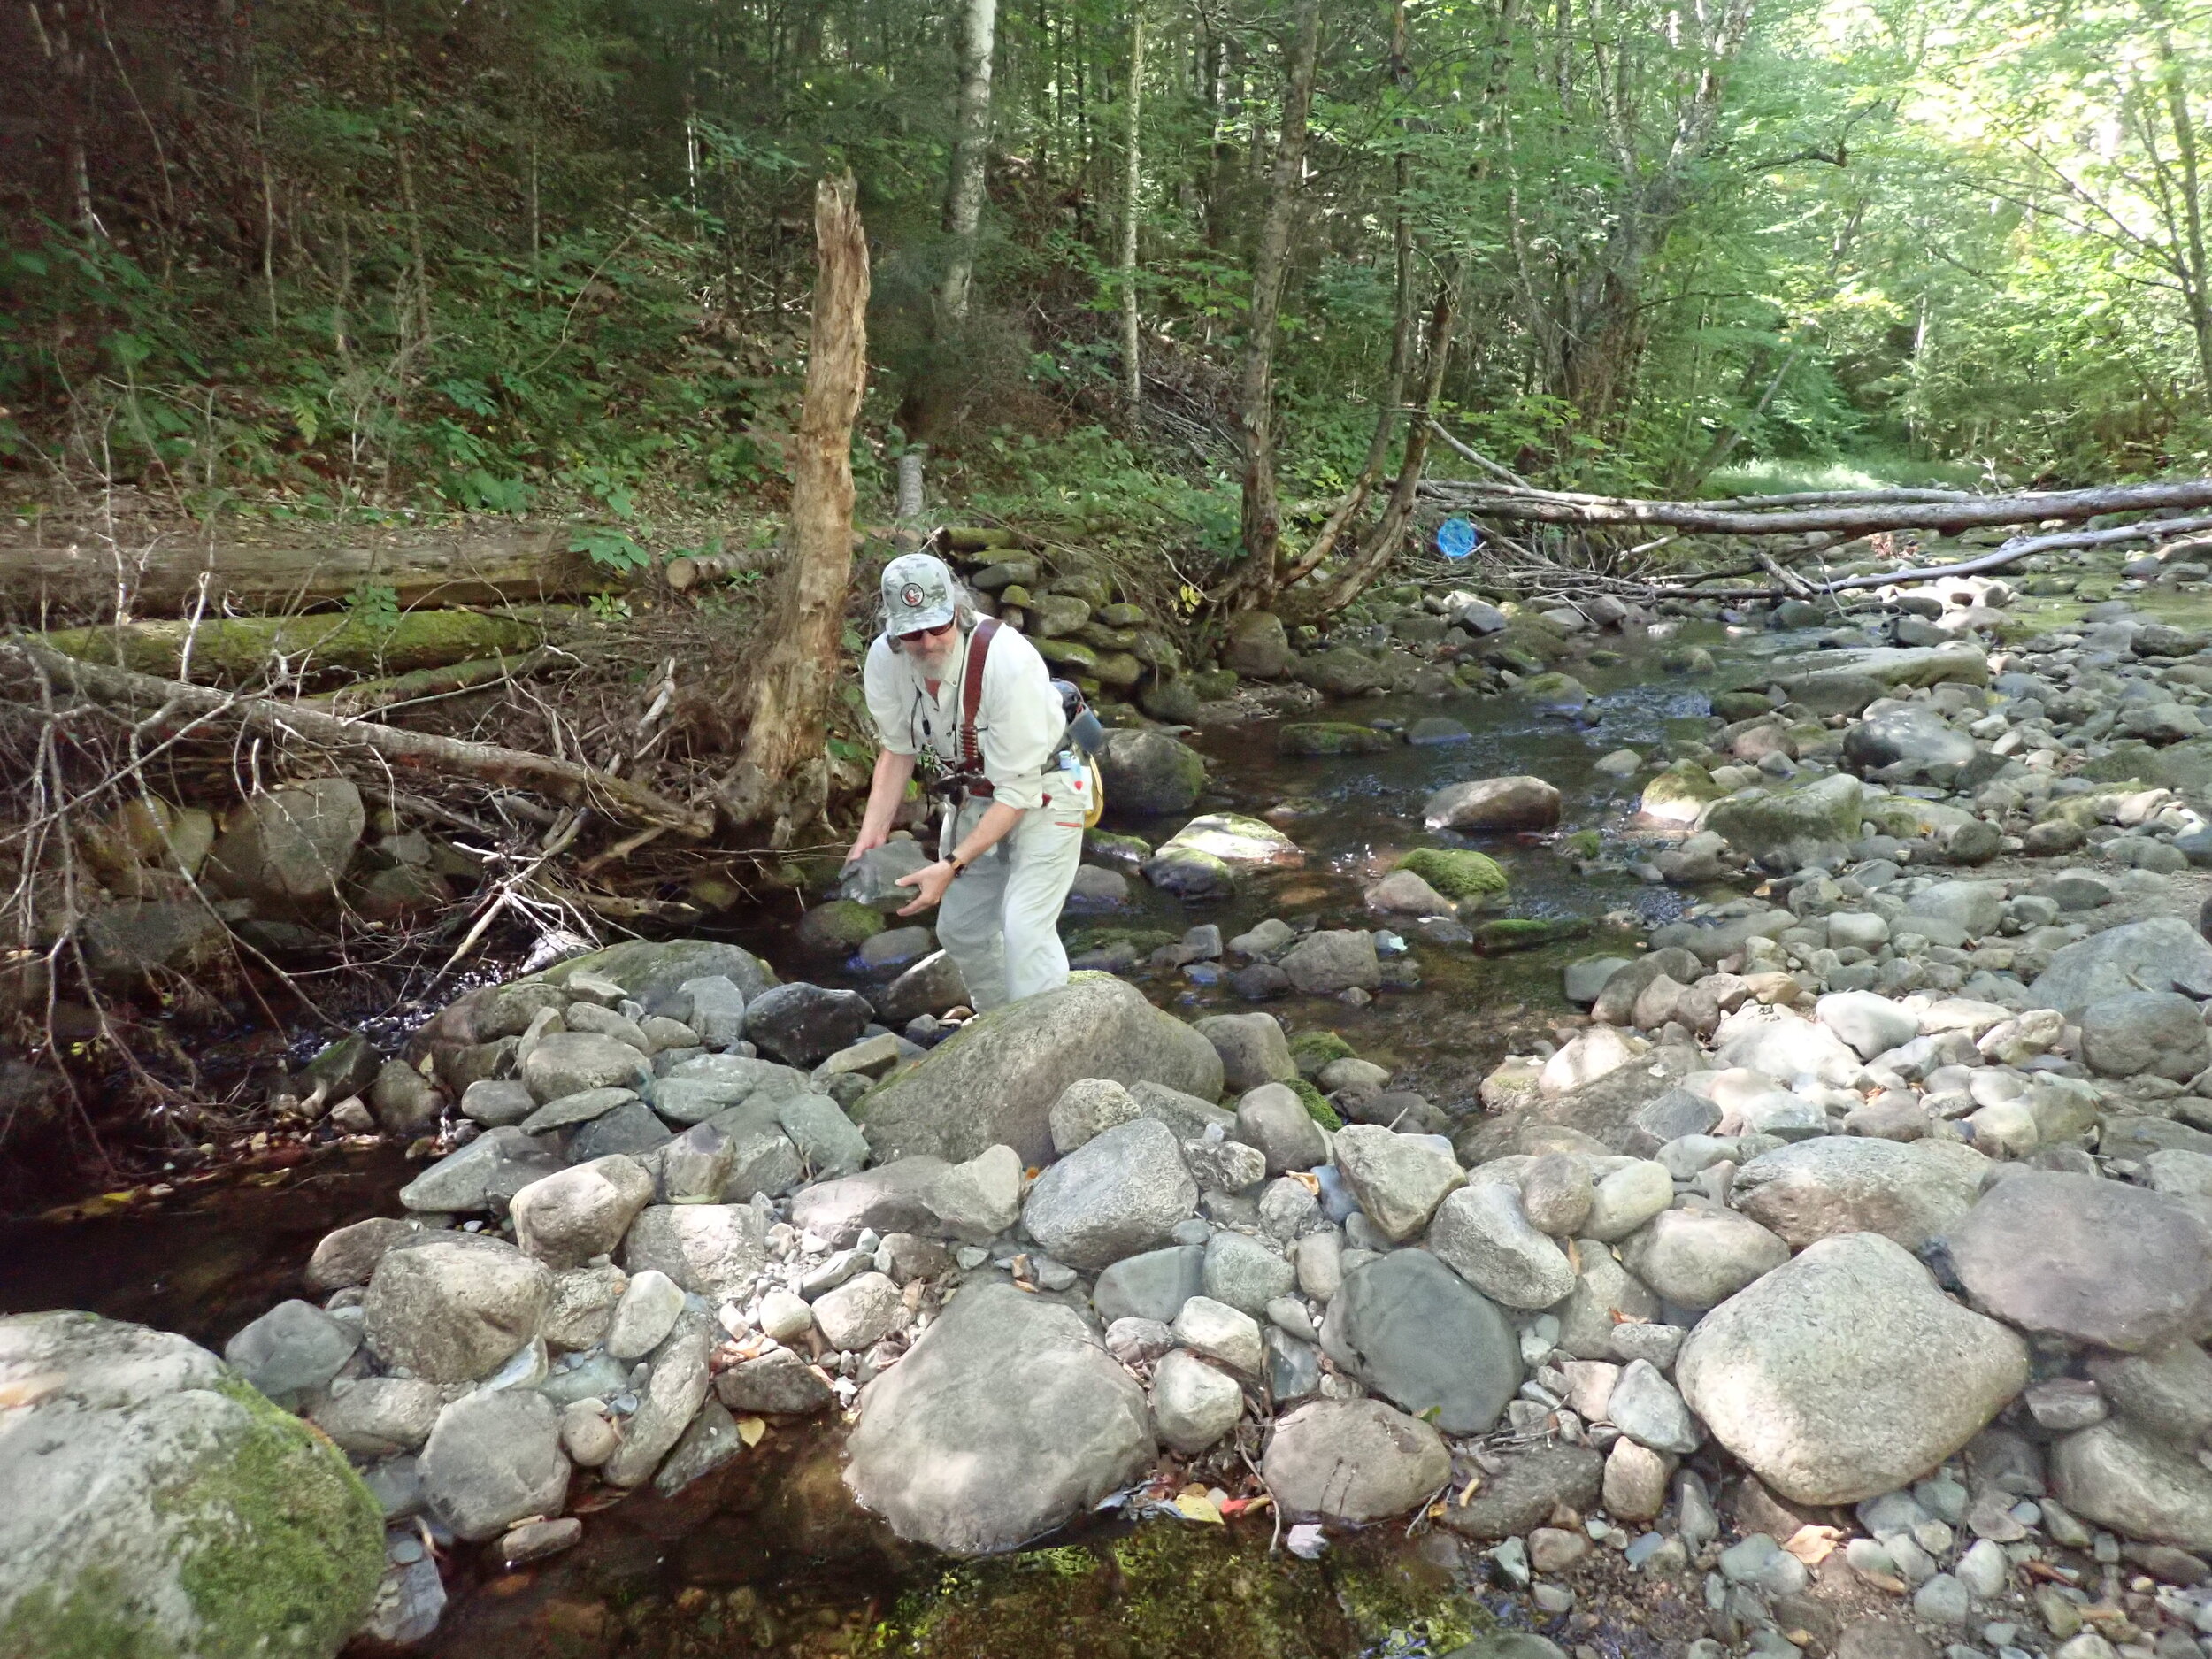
[0,618,1787,1658]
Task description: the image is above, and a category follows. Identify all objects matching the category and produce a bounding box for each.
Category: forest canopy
[6,0,2212,562]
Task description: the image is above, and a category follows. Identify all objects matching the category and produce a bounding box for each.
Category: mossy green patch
[1395,847,1507,899]
[1059,925,1179,956]
[1286,1076,1341,1131]
[1471,917,1591,955]
[0,1571,183,1659]
[1559,829,1601,860]
[162,1379,385,1658]
[1278,722,1394,757]
[797,898,888,950]
[1287,1029,1356,1079]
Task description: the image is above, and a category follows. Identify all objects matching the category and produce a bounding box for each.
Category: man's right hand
[845,827,890,865]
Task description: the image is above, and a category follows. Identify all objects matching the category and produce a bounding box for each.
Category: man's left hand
[895,858,957,916]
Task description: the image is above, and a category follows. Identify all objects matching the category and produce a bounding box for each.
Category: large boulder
[510,1156,657,1268]
[2050,1420,2212,1551]
[203,777,365,912]
[1263,1399,1450,1522]
[1944,1170,2212,1352]
[1678,1233,2029,1505]
[360,1233,552,1383]
[2029,918,2212,1017]
[419,1387,570,1542]
[1021,1117,1199,1271]
[1621,1208,1791,1310]
[1730,1139,1987,1250]
[1423,776,1563,833]
[852,975,1223,1166]
[0,1310,383,1657]
[1333,1124,1463,1240]
[1843,705,1978,779]
[621,1204,772,1300]
[844,1280,1154,1555]
[1321,1250,1521,1435]
[1192,1013,1295,1094]
[533,937,772,1018]
[1222,611,1294,679]
[1099,729,1206,817]
[2078,991,2212,1081]
[518,1033,650,1104]
[1705,774,1864,870]
[1278,930,1381,996]
[743,982,873,1068]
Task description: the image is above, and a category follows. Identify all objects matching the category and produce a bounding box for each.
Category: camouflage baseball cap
[880,552,957,633]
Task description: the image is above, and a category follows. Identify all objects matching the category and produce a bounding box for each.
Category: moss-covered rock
[1278,722,1394,757]
[1471,916,1591,955]
[1516,672,1590,711]
[1288,1029,1356,1079]
[1395,847,1509,899]
[1639,762,1723,825]
[0,1313,383,1659]
[1287,1076,1342,1131]
[796,899,889,955]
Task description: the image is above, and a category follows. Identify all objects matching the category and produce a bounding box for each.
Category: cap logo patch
[900,583,925,607]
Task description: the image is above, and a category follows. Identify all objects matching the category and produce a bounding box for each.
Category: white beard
[910,640,956,681]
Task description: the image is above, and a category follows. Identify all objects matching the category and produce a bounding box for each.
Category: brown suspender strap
[956,617,999,789]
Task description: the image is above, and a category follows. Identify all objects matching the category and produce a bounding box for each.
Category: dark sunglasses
[896,620,955,643]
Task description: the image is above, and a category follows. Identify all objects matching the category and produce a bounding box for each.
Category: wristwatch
[946,854,967,878]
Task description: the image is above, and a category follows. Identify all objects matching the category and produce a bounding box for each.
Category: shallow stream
[0,615,1819,1657]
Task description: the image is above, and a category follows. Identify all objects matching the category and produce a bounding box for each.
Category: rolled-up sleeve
[979,631,1069,810]
[862,637,918,756]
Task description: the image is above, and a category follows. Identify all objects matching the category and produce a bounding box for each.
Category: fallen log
[309,647,568,718]
[0,525,629,615]
[5,638,713,839]
[1649,514,2212,602]
[1419,475,2212,538]
[42,607,578,684]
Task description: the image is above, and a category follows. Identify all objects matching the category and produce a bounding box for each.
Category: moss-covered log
[42,607,579,684]
[0,526,627,615]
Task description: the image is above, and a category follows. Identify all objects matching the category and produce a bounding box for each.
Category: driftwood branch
[307,647,568,718]
[5,637,714,838]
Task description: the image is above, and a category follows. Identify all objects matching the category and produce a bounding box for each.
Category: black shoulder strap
[959,617,999,773]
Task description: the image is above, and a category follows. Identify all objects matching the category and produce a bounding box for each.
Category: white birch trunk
[941,0,999,322]
[1120,4,1146,413]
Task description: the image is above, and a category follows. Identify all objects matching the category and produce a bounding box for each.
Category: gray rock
[0,1310,385,1655]
[1202,1229,1296,1317]
[1608,1358,1701,1454]
[653,1123,735,1203]
[874,949,971,1025]
[1518,1153,1596,1236]
[510,1156,656,1268]
[1023,1118,1198,1271]
[620,1203,771,1300]
[1049,1077,1143,1156]
[518,1086,636,1134]
[924,1144,1023,1244]
[518,1032,651,1105]
[2078,992,2212,1080]
[602,1313,714,1488]
[844,1280,1154,1555]
[1322,1249,1522,1435]
[776,1091,871,1178]
[540,938,771,1016]
[362,1234,553,1384]
[787,1158,950,1246]
[604,1269,685,1362]
[1627,1089,1724,1156]
[1426,1183,1577,1310]
[1151,1350,1243,1454]
[1098,728,1207,815]
[1818,991,1922,1061]
[1181,1135,1266,1193]
[1263,1398,1451,1521]
[1555,1239,1663,1358]
[1235,1082,1328,1174]
[1333,1124,1463,1241]
[1439,1442,1605,1539]
[310,1378,442,1458]
[1706,773,1864,868]
[2087,1341,2212,1445]
[855,977,1223,1167]
[460,1079,538,1128]
[1194,1013,1295,1094]
[1173,1294,1263,1377]
[541,1263,626,1352]
[2030,918,2212,1016]
[1423,774,1563,832]
[2051,1420,2212,1550]
[368,1059,445,1137]
[222,1299,358,1408]
[1622,1207,1792,1310]
[813,1272,903,1352]
[1678,1233,2030,1504]
[676,975,749,1048]
[1946,1170,2212,1351]
[419,1387,569,1541]
[1714,1004,1863,1088]
[715,1348,834,1416]
[1094,1245,1205,1325]
[568,1097,673,1163]
[203,776,365,910]
[1846,706,1977,779]
[1278,930,1381,995]
[398,1125,563,1215]
[1731,1138,1987,1250]
[1586,1159,1676,1241]
[743,982,873,1068]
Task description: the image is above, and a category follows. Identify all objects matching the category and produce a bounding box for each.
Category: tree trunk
[941,0,999,322]
[714,173,871,845]
[41,608,575,685]
[0,527,629,616]
[1120,3,1145,415]
[1227,0,1323,610]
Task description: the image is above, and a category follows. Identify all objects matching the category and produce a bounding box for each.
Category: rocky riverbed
[16,549,2212,1659]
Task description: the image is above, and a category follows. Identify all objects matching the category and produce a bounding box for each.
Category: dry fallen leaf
[736,1417,768,1448]
[1783,1525,1841,1565]
[1288,1171,1321,1196]
[1172,1493,1224,1525]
